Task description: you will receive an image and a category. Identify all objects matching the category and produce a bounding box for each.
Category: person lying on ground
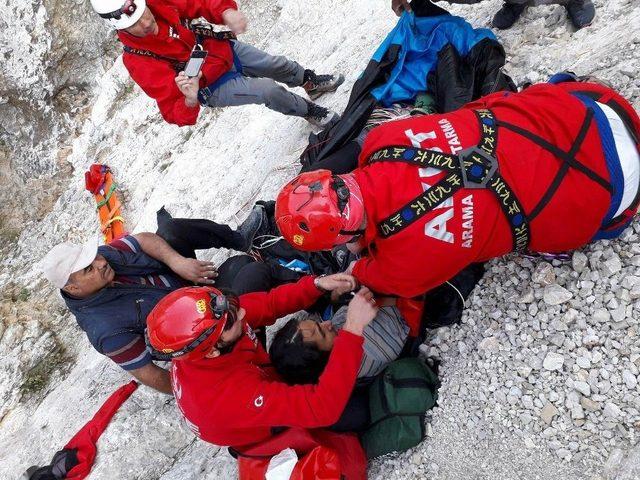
[434,0,595,30]
[39,206,265,394]
[274,75,640,298]
[270,299,409,385]
[146,276,377,448]
[90,0,344,127]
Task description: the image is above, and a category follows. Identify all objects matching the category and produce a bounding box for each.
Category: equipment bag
[84,164,126,243]
[362,358,440,458]
[232,427,366,480]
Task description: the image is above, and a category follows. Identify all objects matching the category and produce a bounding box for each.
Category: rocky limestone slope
[1,0,639,479]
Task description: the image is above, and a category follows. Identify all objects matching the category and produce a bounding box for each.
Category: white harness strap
[597,101,640,217]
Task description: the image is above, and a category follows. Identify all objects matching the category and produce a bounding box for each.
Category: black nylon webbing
[122,22,235,71]
[496,119,612,193]
[527,108,595,221]
[123,45,187,71]
[370,110,531,252]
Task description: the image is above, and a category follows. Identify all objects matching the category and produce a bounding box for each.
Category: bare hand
[175,71,201,107]
[169,256,218,284]
[343,287,378,336]
[345,260,357,275]
[315,273,358,295]
[222,9,247,35]
[391,0,411,16]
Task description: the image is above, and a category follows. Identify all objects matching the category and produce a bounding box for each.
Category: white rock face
[2,1,640,480]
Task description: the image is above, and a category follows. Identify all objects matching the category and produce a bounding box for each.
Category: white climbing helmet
[90,0,146,30]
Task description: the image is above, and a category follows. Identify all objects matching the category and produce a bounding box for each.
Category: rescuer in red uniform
[275,78,640,298]
[90,0,344,127]
[146,273,380,448]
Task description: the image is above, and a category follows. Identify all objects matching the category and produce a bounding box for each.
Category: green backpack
[361,358,440,458]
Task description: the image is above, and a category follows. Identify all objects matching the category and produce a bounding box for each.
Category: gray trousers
[203,41,309,117]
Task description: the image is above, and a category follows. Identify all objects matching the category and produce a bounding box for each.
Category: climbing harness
[123,20,236,73]
[369,106,612,253]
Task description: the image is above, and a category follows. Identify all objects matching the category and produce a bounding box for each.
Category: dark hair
[217,288,240,332]
[269,318,330,385]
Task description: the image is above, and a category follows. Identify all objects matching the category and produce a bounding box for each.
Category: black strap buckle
[457,146,498,189]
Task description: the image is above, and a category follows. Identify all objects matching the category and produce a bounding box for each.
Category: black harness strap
[185,22,237,41]
[370,110,531,252]
[122,21,236,72]
[123,45,187,71]
[527,108,595,221]
[496,119,612,193]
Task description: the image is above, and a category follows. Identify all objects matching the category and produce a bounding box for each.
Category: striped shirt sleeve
[102,333,152,371]
[107,235,141,253]
[332,306,409,379]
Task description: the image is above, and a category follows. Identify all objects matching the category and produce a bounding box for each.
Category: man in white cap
[40,207,264,393]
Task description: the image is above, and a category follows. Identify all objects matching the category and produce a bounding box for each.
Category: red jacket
[352,82,640,297]
[170,276,364,448]
[118,0,237,126]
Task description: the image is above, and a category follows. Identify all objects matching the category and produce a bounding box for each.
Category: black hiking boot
[304,101,340,128]
[566,0,595,29]
[236,204,265,252]
[302,70,345,100]
[492,3,526,30]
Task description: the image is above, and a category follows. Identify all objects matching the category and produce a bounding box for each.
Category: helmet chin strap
[339,228,365,236]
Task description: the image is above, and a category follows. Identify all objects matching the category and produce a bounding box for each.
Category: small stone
[524,437,536,449]
[571,405,585,420]
[572,251,588,273]
[621,275,639,290]
[576,356,591,369]
[592,308,611,324]
[622,370,638,389]
[519,289,535,304]
[548,333,566,347]
[540,402,559,425]
[411,453,422,465]
[517,364,533,378]
[574,381,591,396]
[611,306,627,323]
[601,255,622,277]
[583,334,600,348]
[543,352,565,371]
[603,402,622,419]
[580,397,601,412]
[543,285,573,305]
[533,262,556,285]
[509,386,522,398]
[603,448,625,477]
[478,336,500,353]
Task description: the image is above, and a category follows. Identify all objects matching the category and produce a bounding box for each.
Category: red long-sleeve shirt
[352,82,639,297]
[170,276,364,448]
[118,0,237,126]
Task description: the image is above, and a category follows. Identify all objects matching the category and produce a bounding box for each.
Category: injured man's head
[269,317,336,385]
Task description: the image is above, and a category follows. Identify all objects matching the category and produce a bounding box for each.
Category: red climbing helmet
[275,169,365,252]
[146,286,237,361]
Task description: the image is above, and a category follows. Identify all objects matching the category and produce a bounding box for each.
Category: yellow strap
[102,216,125,231]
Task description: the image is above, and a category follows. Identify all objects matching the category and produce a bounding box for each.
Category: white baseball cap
[40,237,100,288]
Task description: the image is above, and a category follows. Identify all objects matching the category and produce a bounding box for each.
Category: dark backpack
[361,358,440,458]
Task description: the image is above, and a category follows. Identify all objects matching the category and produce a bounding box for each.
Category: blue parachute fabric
[371,13,496,106]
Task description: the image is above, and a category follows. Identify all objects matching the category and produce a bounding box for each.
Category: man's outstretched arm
[133,232,217,284]
[129,363,173,395]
